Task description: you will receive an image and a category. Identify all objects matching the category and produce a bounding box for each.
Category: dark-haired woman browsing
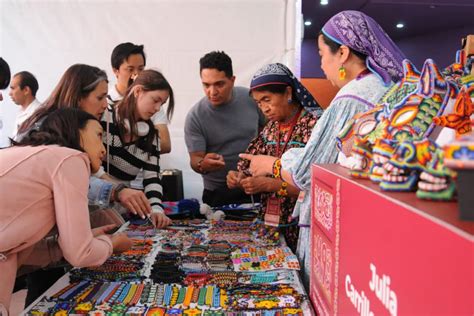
[0,109,132,313]
[18,64,154,220]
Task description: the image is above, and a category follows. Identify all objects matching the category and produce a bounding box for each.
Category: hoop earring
[339,65,346,81]
[287,98,292,104]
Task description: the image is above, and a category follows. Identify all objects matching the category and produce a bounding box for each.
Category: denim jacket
[88,176,113,208]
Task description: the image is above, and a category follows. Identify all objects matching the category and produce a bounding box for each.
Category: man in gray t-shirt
[185,51,265,206]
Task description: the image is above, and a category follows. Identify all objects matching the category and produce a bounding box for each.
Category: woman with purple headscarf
[240,10,405,288]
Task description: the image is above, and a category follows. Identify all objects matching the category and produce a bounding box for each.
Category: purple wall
[301,26,472,78]
[301,38,322,78]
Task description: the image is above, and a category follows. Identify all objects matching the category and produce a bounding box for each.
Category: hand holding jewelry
[239,154,277,177]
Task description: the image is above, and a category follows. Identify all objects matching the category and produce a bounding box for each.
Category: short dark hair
[15,71,39,97]
[199,51,233,78]
[13,108,97,151]
[0,57,11,89]
[111,42,146,70]
[319,31,367,62]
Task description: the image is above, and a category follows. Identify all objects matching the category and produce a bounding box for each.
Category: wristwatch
[113,183,128,202]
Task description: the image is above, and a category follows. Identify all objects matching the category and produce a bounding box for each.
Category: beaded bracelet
[82,282,104,302]
[176,287,186,305]
[122,283,137,305]
[276,181,289,197]
[183,286,194,308]
[73,301,93,313]
[70,282,93,302]
[51,282,78,299]
[130,283,144,305]
[89,283,110,303]
[272,159,282,179]
[170,285,180,306]
[183,308,203,316]
[155,284,165,306]
[220,288,228,309]
[116,283,131,304]
[205,286,213,306]
[104,283,123,304]
[197,287,207,306]
[108,283,124,304]
[139,283,150,305]
[51,301,72,314]
[109,303,127,314]
[76,284,95,302]
[212,286,220,308]
[58,281,87,301]
[97,282,118,304]
[166,308,183,315]
[163,284,172,306]
[191,285,200,304]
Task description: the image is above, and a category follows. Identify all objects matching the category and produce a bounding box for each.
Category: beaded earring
[339,65,346,80]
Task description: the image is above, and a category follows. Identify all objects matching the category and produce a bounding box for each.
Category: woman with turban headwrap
[240,10,406,287]
[228,63,320,251]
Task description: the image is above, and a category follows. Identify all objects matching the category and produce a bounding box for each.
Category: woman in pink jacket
[0,108,132,313]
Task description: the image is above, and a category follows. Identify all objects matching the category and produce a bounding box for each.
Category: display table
[310,164,474,316]
[22,220,314,315]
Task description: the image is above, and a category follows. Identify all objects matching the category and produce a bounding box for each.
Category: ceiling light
[320,0,329,5]
[304,20,312,26]
[396,23,404,29]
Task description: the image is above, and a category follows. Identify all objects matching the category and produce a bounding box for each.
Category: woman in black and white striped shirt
[98,69,175,228]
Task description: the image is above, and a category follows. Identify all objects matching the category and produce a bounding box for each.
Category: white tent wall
[0,0,300,199]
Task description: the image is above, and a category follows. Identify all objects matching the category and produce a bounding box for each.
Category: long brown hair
[12,108,97,151]
[114,69,174,152]
[19,64,107,134]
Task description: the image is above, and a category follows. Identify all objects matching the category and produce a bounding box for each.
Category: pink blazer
[0,145,113,310]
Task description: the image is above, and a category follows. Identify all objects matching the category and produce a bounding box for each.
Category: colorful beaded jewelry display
[29,218,309,315]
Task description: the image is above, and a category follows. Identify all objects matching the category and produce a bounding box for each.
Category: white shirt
[108,84,168,125]
[13,98,42,138]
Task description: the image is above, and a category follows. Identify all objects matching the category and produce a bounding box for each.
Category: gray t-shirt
[185,86,265,191]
